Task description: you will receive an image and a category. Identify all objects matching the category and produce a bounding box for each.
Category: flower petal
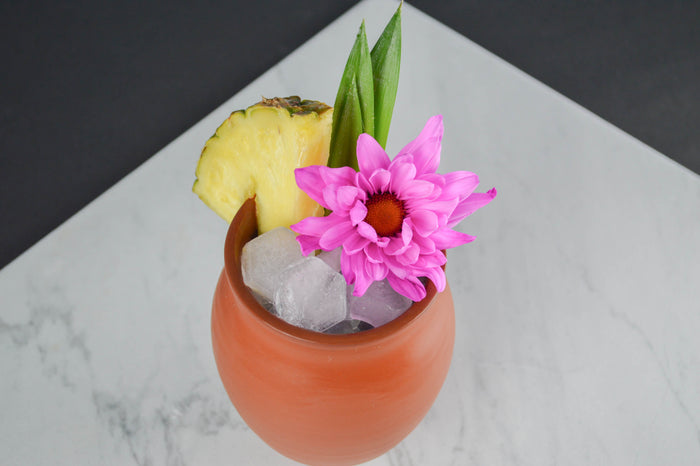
[294,166,328,208]
[337,186,363,211]
[418,173,446,189]
[376,236,390,247]
[387,273,426,301]
[322,185,340,211]
[349,200,367,226]
[396,243,420,265]
[388,160,417,192]
[318,165,357,186]
[398,179,435,200]
[365,260,388,281]
[319,220,356,250]
[295,234,321,256]
[431,228,476,249]
[355,171,373,194]
[321,185,365,213]
[411,233,436,255]
[423,266,446,293]
[342,246,374,293]
[364,243,384,263]
[401,218,413,245]
[349,253,374,296]
[385,259,408,279]
[410,210,439,237]
[352,275,373,297]
[343,232,370,254]
[448,188,497,227]
[357,133,391,175]
[415,250,447,268]
[384,236,409,256]
[396,115,443,175]
[441,171,479,201]
[356,221,378,242]
[385,219,417,255]
[369,169,391,193]
[295,166,359,210]
[410,198,458,220]
[340,249,356,284]
[291,214,342,236]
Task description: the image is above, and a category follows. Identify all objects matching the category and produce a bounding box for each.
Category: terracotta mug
[211,198,455,465]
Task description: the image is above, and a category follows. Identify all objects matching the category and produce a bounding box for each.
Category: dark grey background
[1,0,698,269]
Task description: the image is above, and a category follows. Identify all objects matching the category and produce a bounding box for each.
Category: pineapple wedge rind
[193,96,332,233]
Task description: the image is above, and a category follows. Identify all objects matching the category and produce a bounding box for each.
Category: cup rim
[223,198,440,348]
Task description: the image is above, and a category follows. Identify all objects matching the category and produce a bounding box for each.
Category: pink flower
[291,115,496,301]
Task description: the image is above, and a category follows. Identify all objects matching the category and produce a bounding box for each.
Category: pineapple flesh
[193,96,332,233]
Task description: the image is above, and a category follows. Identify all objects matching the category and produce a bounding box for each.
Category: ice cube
[318,247,342,273]
[325,319,374,335]
[348,279,413,328]
[274,256,348,332]
[248,288,276,314]
[242,227,304,301]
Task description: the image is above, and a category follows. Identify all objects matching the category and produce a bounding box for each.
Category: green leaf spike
[328,3,402,169]
[370,2,402,149]
[328,21,374,170]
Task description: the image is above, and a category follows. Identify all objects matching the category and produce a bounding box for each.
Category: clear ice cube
[348,279,413,328]
[241,227,304,301]
[248,288,276,314]
[318,247,342,273]
[274,256,348,332]
[325,319,374,335]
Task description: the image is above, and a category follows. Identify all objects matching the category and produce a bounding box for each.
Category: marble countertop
[1,1,699,464]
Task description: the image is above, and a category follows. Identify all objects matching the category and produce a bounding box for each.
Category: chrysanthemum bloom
[291,115,496,301]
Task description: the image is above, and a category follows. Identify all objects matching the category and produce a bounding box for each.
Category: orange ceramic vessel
[212,199,455,466]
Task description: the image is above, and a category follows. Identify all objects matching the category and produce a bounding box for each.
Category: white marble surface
[2,0,700,464]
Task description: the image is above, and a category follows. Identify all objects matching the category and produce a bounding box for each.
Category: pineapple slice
[193,96,332,233]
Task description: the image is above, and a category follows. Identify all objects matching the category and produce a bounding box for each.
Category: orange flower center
[364,192,406,237]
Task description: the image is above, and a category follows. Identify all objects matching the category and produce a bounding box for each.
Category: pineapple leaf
[329,77,363,171]
[329,21,374,169]
[370,2,402,149]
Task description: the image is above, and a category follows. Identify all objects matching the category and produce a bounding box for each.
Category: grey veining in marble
[1,0,699,464]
